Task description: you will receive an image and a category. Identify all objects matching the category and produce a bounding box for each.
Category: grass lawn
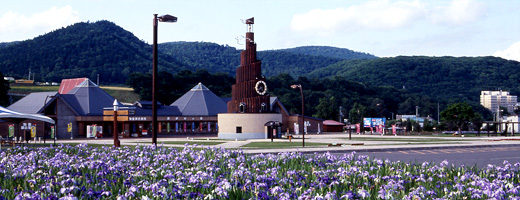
[132,141,226,146]
[241,141,327,148]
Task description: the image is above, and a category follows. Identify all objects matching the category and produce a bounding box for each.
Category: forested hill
[158,42,345,77]
[306,56,520,103]
[0,21,184,84]
[0,20,373,84]
[279,46,377,60]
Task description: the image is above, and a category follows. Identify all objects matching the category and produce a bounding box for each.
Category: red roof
[58,78,88,94]
[323,120,345,126]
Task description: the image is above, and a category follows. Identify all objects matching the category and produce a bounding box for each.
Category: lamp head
[158,14,177,23]
[113,99,120,111]
[290,84,300,89]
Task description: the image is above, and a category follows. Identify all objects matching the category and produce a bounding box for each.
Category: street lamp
[113,99,120,148]
[291,84,304,147]
[153,14,177,146]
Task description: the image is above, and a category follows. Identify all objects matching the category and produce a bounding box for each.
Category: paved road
[332,146,520,169]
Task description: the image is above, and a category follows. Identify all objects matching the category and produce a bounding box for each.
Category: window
[236,126,242,133]
[261,103,267,112]
[239,103,246,113]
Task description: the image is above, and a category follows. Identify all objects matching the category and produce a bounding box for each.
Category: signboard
[103,116,129,121]
[50,126,55,138]
[103,110,130,116]
[363,118,386,128]
[8,124,14,137]
[363,118,371,127]
[372,118,386,127]
[67,123,72,133]
[31,126,36,137]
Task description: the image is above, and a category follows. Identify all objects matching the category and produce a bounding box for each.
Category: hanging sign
[8,124,14,137]
[50,126,55,138]
[31,126,36,137]
[67,123,72,132]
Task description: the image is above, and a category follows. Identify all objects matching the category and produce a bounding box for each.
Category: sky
[1,0,519,61]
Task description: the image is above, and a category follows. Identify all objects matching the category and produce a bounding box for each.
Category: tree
[349,102,366,125]
[440,102,477,135]
[0,72,10,106]
[313,96,338,120]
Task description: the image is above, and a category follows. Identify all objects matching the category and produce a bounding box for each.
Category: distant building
[396,115,435,128]
[480,91,517,114]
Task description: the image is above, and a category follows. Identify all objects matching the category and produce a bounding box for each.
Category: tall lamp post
[152,14,177,146]
[113,99,120,148]
[43,95,54,144]
[291,84,305,147]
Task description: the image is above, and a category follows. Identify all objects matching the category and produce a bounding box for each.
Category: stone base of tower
[218,113,282,140]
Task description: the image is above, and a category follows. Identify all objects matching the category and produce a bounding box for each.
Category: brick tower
[228,17,271,113]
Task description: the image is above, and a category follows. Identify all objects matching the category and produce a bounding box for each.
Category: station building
[5,77,323,139]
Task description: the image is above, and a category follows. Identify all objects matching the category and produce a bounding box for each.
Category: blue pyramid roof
[62,79,115,116]
[170,83,227,116]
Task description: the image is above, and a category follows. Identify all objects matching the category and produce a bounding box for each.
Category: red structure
[228,17,271,113]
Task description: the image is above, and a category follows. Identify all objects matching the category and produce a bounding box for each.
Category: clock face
[255,80,267,95]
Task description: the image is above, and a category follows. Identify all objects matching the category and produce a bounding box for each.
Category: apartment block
[480,91,517,113]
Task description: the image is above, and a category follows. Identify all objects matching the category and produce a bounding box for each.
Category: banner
[167,123,170,133]
[31,126,36,137]
[392,124,397,135]
[96,126,103,138]
[67,122,72,132]
[50,126,55,138]
[8,124,14,137]
[356,124,360,133]
[92,125,98,138]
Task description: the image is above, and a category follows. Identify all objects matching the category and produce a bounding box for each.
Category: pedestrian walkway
[33,132,520,154]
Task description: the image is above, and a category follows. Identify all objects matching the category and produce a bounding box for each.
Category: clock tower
[218,17,281,140]
[227,17,271,113]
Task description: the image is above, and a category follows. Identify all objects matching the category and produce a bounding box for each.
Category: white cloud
[0,6,79,41]
[290,0,485,35]
[493,41,520,62]
[430,0,485,25]
[290,0,425,35]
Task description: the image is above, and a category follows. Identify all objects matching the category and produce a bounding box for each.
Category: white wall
[217,113,282,140]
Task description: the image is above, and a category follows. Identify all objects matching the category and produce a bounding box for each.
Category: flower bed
[0,144,518,199]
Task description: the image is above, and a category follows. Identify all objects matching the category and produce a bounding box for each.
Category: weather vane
[236,17,255,45]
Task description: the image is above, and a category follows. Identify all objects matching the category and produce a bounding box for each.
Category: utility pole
[339,106,343,123]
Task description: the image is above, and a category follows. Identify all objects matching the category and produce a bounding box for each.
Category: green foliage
[307,56,520,108]
[158,42,345,77]
[0,21,183,84]
[313,96,338,120]
[126,69,234,105]
[440,102,481,132]
[0,72,10,106]
[279,45,377,60]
